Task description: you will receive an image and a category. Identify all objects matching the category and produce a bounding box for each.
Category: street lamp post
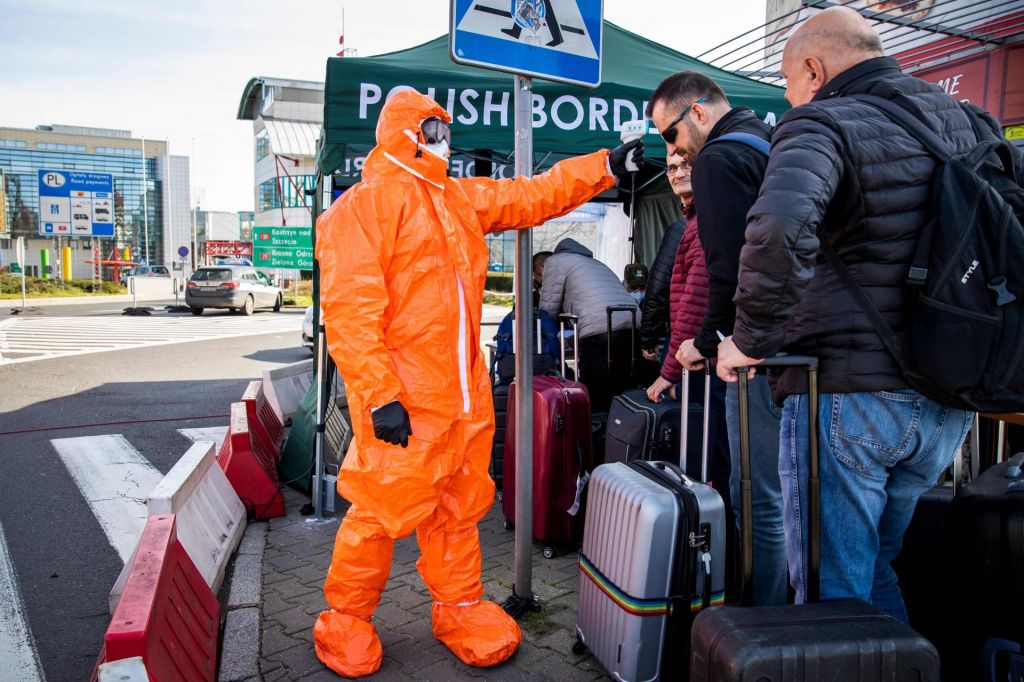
[192,203,199,271]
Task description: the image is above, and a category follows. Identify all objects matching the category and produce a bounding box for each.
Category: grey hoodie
[539,238,639,340]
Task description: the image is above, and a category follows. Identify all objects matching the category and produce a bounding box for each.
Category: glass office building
[0,124,190,279]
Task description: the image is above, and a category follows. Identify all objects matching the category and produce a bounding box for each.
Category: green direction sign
[252,226,313,270]
[9,263,21,274]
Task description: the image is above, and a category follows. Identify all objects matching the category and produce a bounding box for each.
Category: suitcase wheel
[502,518,514,531]
[543,546,557,559]
[572,639,587,656]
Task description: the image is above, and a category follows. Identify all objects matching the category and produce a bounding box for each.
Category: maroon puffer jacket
[661,208,710,384]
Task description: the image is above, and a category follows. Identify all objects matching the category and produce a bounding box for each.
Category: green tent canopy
[318,21,789,176]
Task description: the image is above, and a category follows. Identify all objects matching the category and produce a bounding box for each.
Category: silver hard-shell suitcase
[575,365,726,682]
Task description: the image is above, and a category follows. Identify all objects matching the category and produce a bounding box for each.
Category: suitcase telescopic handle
[755,355,819,370]
[606,305,638,378]
[558,313,580,380]
[679,361,713,482]
[737,355,821,605]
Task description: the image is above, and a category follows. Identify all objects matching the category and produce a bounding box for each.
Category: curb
[219,522,268,682]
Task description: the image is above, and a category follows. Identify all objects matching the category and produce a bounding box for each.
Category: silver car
[185,266,283,316]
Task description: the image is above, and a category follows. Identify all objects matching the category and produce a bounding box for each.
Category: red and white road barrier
[95,515,219,682]
[108,442,246,612]
[261,359,313,426]
[219,402,285,520]
[242,380,284,457]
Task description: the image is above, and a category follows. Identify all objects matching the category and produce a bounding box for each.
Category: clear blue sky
[0,0,767,212]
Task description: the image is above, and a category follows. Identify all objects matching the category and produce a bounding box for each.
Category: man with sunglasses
[647,72,787,606]
[314,89,644,678]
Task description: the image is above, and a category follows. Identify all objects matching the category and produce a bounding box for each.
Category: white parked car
[302,306,316,353]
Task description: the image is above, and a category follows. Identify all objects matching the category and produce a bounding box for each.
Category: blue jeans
[780,389,972,622]
[726,376,787,606]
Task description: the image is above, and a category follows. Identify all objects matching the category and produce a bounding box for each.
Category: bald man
[715,6,1024,621]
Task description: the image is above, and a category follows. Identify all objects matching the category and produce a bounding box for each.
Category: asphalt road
[0,322,311,680]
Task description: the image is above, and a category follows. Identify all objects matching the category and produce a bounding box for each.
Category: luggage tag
[567,471,591,516]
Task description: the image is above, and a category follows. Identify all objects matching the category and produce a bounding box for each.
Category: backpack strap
[853,94,954,162]
[819,240,910,370]
[703,132,771,157]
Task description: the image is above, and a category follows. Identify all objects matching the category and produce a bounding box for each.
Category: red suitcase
[503,374,593,557]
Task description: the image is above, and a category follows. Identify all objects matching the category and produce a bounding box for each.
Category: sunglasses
[660,97,707,144]
[420,117,451,145]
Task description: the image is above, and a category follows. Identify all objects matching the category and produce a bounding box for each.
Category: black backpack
[823,94,1024,412]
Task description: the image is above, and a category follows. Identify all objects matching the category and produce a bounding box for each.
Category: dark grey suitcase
[690,356,940,682]
[575,365,725,681]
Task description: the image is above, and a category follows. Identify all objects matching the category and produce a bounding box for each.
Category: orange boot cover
[432,601,522,666]
[313,611,382,678]
[314,505,394,677]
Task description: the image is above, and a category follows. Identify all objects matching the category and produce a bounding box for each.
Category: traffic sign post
[450,0,604,615]
[252,227,313,270]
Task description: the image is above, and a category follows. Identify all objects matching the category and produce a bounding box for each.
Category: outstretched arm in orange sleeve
[459,150,617,234]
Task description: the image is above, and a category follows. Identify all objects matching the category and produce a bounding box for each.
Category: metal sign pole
[512,73,535,607]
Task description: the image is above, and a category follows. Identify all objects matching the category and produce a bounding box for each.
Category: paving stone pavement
[256,488,613,681]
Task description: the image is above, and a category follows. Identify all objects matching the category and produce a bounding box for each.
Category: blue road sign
[450,0,603,88]
[178,245,190,258]
[38,170,115,237]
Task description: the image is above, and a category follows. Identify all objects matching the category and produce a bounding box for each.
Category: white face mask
[419,138,450,161]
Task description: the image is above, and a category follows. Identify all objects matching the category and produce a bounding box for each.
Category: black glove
[371,401,413,448]
[609,138,645,179]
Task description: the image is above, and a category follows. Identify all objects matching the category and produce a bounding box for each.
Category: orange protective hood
[365,89,452,187]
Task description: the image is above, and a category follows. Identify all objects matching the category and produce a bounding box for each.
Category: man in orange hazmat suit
[313,89,644,677]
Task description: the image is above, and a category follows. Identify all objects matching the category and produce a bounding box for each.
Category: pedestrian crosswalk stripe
[52,434,163,563]
[0,313,302,364]
[178,426,228,449]
[0,517,44,682]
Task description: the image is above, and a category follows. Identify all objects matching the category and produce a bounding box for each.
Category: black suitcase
[947,451,1024,680]
[690,356,940,682]
[491,381,510,491]
[604,366,715,482]
[895,441,1024,680]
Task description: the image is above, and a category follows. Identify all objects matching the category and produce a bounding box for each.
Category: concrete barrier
[261,359,313,426]
[101,515,219,681]
[108,442,247,613]
[219,402,285,520]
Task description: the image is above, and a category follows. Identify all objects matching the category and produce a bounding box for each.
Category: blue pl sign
[450,0,603,88]
[38,169,115,237]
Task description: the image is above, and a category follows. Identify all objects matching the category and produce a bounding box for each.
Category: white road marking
[178,426,228,448]
[0,314,302,364]
[0,518,45,682]
[52,435,163,563]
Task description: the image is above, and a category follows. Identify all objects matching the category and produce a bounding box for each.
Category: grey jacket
[539,239,639,340]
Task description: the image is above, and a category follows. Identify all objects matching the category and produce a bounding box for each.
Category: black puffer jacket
[691,108,772,358]
[640,216,687,351]
[733,57,1017,397]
